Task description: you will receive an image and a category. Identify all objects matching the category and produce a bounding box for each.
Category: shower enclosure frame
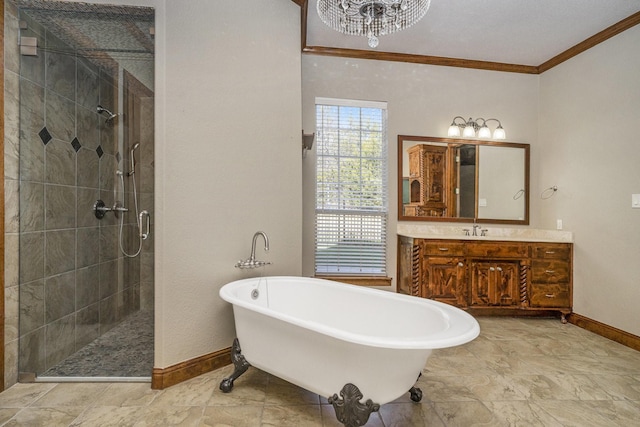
[6,0,154,382]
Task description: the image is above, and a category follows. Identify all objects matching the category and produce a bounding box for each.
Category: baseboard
[151,347,231,390]
[569,313,640,352]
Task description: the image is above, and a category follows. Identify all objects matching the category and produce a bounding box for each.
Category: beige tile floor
[1,317,639,426]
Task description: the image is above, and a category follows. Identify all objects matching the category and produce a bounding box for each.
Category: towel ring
[540,186,558,199]
[512,189,525,200]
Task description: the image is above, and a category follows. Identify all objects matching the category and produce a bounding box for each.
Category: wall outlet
[556,219,563,230]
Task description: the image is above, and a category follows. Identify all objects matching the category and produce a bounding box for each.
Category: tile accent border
[151,346,231,390]
[569,313,640,352]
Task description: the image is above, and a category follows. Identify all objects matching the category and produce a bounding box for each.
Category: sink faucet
[472,224,481,236]
[235,231,272,269]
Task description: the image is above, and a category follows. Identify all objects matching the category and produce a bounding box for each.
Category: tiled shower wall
[3,1,153,383]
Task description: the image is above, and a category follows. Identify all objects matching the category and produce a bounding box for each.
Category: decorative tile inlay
[39,127,52,145]
[96,145,104,158]
[71,137,82,152]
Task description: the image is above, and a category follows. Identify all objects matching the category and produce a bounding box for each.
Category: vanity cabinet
[398,237,572,321]
[529,243,572,309]
[423,255,467,307]
[469,261,520,307]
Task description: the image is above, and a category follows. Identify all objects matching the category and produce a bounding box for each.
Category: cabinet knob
[490,267,495,271]
[457,262,464,267]
[496,267,503,272]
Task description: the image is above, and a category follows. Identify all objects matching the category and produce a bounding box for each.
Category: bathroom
[2,0,640,418]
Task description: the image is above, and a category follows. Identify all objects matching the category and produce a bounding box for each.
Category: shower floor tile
[41,309,153,378]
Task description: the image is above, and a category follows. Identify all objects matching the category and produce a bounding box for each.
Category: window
[314,97,388,276]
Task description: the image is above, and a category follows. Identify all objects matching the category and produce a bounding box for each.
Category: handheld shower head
[128,143,140,176]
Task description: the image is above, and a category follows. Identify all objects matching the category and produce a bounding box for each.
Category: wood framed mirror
[398,135,530,224]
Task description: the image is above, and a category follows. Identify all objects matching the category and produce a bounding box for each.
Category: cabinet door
[470,261,520,306]
[423,257,467,307]
[398,237,421,296]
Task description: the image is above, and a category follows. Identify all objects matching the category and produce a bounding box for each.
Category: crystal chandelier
[317,0,431,48]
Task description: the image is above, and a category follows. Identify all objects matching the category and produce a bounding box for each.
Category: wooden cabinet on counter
[398,236,573,322]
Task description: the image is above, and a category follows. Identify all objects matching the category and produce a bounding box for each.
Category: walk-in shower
[14,0,155,380]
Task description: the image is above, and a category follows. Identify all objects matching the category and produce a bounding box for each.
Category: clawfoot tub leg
[409,372,423,402]
[328,383,380,427]
[219,338,251,393]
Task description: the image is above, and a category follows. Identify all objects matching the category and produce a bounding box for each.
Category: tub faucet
[235,231,272,269]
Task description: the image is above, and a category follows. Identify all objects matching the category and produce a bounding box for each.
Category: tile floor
[41,310,154,378]
[1,317,639,426]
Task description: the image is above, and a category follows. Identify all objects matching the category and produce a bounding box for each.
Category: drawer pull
[457,262,464,267]
[545,270,555,274]
[438,247,449,251]
[545,251,556,254]
[545,293,556,298]
[496,267,503,272]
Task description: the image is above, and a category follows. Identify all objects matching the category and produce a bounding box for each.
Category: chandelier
[317,0,431,48]
[447,116,506,140]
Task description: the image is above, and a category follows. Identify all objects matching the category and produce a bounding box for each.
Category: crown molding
[303,45,539,74]
[296,1,640,74]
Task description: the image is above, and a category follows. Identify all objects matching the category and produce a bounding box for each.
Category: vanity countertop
[397,224,573,243]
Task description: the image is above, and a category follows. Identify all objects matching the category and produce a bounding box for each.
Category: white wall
[157,0,302,367]
[302,57,540,283]
[538,26,640,336]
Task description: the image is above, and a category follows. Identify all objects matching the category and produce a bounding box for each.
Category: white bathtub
[219,276,479,408]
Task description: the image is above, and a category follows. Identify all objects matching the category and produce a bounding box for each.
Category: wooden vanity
[398,236,573,322]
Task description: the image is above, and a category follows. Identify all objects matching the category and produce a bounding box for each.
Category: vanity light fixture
[317,0,431,48]
[447,116,506,140]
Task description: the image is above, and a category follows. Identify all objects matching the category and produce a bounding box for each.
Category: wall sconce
[302,131,315,158]
[447,116,506,140]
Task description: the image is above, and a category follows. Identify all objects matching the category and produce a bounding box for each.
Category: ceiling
[302,0,640,73]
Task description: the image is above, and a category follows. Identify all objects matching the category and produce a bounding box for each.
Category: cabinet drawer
[532,244,571,260]
[529,284,570,308]
[531,260,570,283]
[466,242,529,258]
[422,242,466,256]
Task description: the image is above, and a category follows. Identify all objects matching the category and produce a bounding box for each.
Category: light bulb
[448,124,461,137]
[478,125,491,138]
[493,126,506,140]
[463,125,476,138]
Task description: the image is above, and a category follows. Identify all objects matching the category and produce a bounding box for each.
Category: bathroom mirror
[398,135,530,224]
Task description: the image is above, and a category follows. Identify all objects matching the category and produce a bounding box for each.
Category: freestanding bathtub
[219,276,479,426]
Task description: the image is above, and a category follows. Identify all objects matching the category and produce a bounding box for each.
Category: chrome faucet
[472,224,481,236]
[235,231,272,269]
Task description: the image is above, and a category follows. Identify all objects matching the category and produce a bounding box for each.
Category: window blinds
[315,99,388,275]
